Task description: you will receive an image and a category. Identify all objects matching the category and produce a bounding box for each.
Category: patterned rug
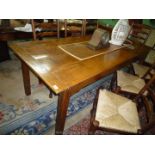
[64,115,110,135]
[0,58,57,134]
[0,56,111,135]
[64,114,155,135]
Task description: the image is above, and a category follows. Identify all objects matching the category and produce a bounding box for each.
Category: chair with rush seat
[132,60,155,80]
[131,38,155,80]
[127,25,155,80]
[110,66,155,100]
[130,46,155,81]
[110,26,155,94]
[89,74,155,134]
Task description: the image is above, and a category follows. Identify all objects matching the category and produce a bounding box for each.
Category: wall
[98,19,118,27]
[98,19,155,28]
[143,19,155,28]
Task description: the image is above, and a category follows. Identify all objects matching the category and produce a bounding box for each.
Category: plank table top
[9,36,149,95]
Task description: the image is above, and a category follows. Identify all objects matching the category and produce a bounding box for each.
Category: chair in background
[31,19,60,40]
[110,40,155,98]
[127,24,152,45]
[63,19,113,37]
[89,74,155,134]
[96,21,113,34]
[131,51,155,81]
[112,67,155,94]
[110,25,155,91]
[110,26,155,98]
[64,19,86,37]
[128,26,155,80]
[82,19,98,36]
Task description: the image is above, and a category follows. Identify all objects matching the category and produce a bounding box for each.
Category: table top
[9,36,150,94]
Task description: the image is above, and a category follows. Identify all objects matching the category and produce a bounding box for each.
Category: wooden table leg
[38,78,42,84]
[55,89,71,135]
[21,62,31,95]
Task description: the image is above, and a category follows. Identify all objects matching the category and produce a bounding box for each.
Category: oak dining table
[9,35,150,134]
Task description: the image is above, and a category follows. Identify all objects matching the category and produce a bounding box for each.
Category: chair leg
[88,119,100,135]
[88,109,99,135]
[128,63,135,75]
[38,78,42,84]
[114,86,121,94]
[88,124,96,135]
[49,91,53,98]
[110,72,117,91]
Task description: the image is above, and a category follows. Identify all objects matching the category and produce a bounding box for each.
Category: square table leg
[55,89,71,135]
[21,61,31,96]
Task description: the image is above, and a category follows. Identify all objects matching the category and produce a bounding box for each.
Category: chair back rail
[31,19,60,40]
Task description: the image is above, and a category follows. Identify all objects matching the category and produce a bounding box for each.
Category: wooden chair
[89,74,155,134]
[127,24,152,45]
[116,25,155,84]
[129,28,155,80]
[82,19,98,36]
[31,19,60,40]
[64,19,86,37]
[131,59,155,80]
[110,34,155,97]
[82,19,112,36]
[96,21,113,34]
[109,25,155,95]
[110,53,155,95]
